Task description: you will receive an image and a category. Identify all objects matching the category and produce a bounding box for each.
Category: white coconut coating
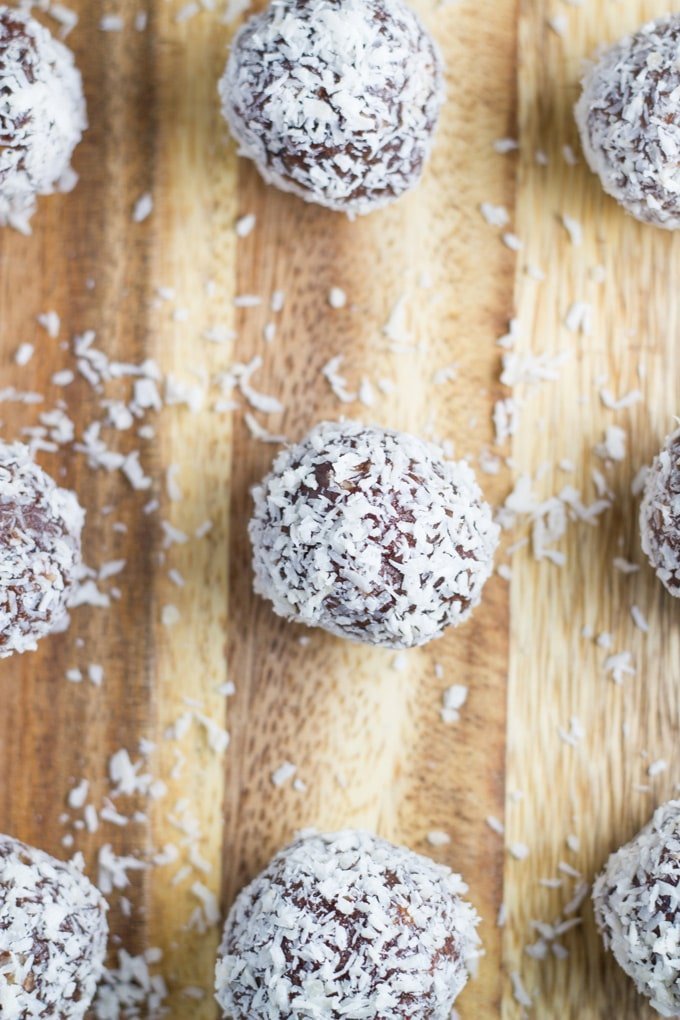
[249,421,499,649]
[575,14,680,229]
[0,834,108,1019]
[0,6,87,233]
[0,441,84,657]
[640,427,680,597]
[219,0,444,216]
[215,830,480,1020]
[593,801,680,1017]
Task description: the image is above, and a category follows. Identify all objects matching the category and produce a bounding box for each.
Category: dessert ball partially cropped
[0,441,84,657]
[0,833,108,1018]
[0,6,87,233]
[640,427,680,596]
[593,801,680,1016]
[575,14,680,229]
[215,830,479,1019]
[249,421,499,649]
[219,0,444,216]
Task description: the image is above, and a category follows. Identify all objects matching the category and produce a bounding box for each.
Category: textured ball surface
[0,441,84,657]
[575,14,680,229]
[215,830,479,1020]
[0,834,108,1019]
[219,0,444,216]
[0,6,87,233]
[249,421,499,649]
[593,801,680,1017]
[640,427,680,596]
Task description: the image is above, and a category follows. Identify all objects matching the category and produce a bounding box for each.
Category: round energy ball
[0,833,108,1018]
[0,441,85,657]
[0,6,87,233]
[640,427,680,596]
[575,14,680,229]
[219,0,444,216]
[249,421,499,649]
[215,830,480,1019]
[593,801,680,1016]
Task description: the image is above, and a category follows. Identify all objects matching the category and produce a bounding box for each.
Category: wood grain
[0,1,235,1015]
[224,4,517,1019]
[7,0,679,1017]
[503,1,680,1017]
[0,0,517,1015]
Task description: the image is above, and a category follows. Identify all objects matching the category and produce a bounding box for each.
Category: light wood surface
[503,1,680,1017]
[0,0,678,1017]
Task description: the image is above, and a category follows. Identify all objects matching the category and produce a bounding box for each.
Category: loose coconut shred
[219,0,444,216]
[593,801,680,1017]
[0,834,108,1019]
[640,427,680,596]
[0,440,84,657]
[215,830,480,1020]
[0,6,86,233]
[249,421,499,649]
[575,13,680,229]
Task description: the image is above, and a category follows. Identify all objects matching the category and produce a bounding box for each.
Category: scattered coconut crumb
[594,425,626,462]
[511,971,532,1008]
[235,213,256,238]
[244,413,285,444]
[14,342,34,366]
[162,605,181,628]
[440,684,468,724]
[564,301,591,334]
[68,779,90,810]
[328,287,347,309]
[494,137,519,154]
[100,13,124,30]
[426,831,451,847]
[271,762,297,788]
[614,557,639,574]
[561,213,582,245]
[604,650,636,685]
[558,716,584,747]
[599,387,643,410]
[494,397,519,445]
[176,2,200,23]
[501,350,570,387]
[631,605,649,633]
[322,355,357,403]
[88,664,104,686]
[502,232,523,251]
[480,202,510,227]
[132,192,153,223]
[548,14,567,36]
[486,816,505,836]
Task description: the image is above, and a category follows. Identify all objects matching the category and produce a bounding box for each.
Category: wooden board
[0,0,678,1017]
[502,1,680,1018]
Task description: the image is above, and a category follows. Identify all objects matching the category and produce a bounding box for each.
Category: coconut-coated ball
[0,6,87,233]
[575,14,680,229]
[593,801,680,1016]
[249,421,499,649]
[0,834,108,1018]
[0,441,84,657]
[215,830,480,1019]
[640,427,680,596]
[219,0,444,216]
